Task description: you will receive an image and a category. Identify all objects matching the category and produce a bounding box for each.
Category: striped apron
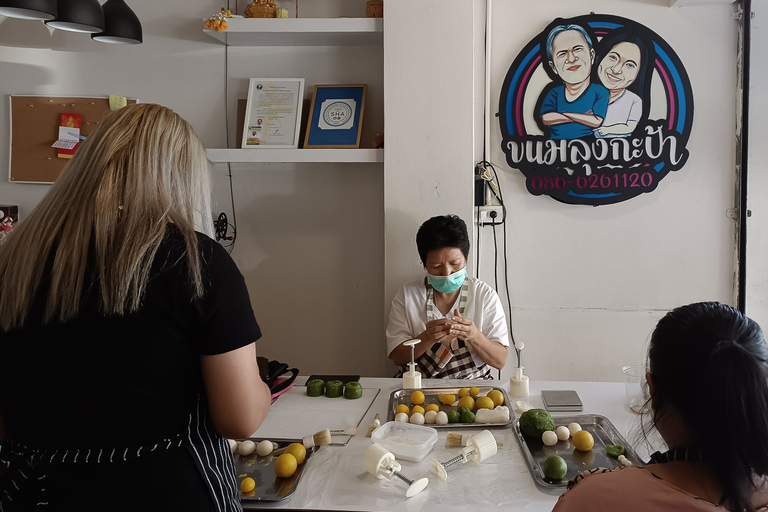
[0,395,240,512]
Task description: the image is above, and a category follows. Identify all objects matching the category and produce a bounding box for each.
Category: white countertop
[244,377,649,511]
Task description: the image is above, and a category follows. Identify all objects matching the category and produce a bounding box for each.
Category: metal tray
[512,413,644,494]
[234,438,314,502]
[388,386,514,428]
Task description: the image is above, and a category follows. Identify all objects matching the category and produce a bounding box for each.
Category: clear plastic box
[370,421,438,462]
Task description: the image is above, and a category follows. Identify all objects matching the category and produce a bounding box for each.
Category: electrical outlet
[474,205,504,225]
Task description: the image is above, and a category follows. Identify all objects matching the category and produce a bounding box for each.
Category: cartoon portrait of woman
[593,32,652,138]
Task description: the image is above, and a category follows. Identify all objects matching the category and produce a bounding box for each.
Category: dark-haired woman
[553,302,768,512]
[386,215,509,379]
[593,32,650,138]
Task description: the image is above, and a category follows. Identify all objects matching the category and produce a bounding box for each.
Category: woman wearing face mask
[386,215,509,379]
[593,32,651,138]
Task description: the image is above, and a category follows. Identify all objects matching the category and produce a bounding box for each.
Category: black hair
[593,31,653,101]
[646,302,768,512]
[415,215,470,266]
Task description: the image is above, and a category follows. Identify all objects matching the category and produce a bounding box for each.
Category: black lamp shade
[45,0,103,33]
[91,0,141,44]
[0,0,56,20]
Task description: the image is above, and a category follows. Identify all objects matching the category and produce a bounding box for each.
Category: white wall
[383,0,480,375]
[0,0,386,377]
[746,2,768,330]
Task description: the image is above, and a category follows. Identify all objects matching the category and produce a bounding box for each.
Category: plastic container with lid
[370,421,438,462]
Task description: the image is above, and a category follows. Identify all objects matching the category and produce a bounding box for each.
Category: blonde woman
[0,104,270,511]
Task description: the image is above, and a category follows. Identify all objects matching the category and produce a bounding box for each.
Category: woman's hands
[449,310,508,370]
[447,310,480,343]
[389,319,456,366]
[422,318,456,347]
[390,311,508,370]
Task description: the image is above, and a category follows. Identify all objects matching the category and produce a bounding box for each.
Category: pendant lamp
[91,0,141,44]
[45,0,103,33]
[0,0,56,20]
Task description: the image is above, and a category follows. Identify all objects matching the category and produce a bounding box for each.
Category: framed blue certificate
[304,84,367,148]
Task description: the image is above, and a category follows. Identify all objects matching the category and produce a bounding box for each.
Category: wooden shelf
[206,148,383,164]
[203,17,383,46]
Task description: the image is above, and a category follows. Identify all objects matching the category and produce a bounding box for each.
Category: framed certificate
[241,78,305,148]
[304,84,367,149]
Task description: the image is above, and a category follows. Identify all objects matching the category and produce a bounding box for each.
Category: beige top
[552,466,768,512]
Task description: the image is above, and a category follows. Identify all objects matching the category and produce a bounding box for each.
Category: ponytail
[701,340,768,512]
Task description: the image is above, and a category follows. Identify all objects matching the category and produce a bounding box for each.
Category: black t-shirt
[0,226,260,450]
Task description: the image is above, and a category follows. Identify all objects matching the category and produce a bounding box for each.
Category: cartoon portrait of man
[539,24,609,139]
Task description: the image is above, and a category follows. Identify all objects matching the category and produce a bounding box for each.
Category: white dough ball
[435,411,449,425]
[395,412,409,422]
[227,439,238,453]
[238,440,256,456]
[556,426,571,441]
[256,440,274,456]
[410,412,425,425]
[424,410,438,424]
[542,430,558,446]
[568,422,582,436]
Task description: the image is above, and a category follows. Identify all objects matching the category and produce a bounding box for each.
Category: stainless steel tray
[388,386,514,428]
[234,438,314,502]
[512,413,643,494]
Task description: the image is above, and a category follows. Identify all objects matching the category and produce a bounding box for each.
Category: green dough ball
[446,410,461,423]
[344,381,363,399]
[306,379,325,397]
[543,455,568,480]
[519,409,555,438]
[325,380,343,398]
[456,406,470,415]
[460,411,475,423]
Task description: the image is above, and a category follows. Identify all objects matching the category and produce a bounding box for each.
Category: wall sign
[499,14,694,205]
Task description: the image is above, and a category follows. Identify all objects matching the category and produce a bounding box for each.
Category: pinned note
[55,113,82,159]
[109,95,127,110]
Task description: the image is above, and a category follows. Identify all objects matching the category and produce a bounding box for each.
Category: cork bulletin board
[8,95,137,183]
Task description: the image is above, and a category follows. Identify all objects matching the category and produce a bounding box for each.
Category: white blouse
[386,276,510,368]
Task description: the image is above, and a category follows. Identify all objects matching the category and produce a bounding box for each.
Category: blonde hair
[0,103,214,331]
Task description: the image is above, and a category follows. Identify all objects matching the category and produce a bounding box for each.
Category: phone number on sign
[530,172,654,192]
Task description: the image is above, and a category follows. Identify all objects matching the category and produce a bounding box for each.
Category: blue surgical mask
[427,267,467,293]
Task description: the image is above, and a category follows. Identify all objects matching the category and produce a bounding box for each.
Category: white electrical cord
[485,0,493,193]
